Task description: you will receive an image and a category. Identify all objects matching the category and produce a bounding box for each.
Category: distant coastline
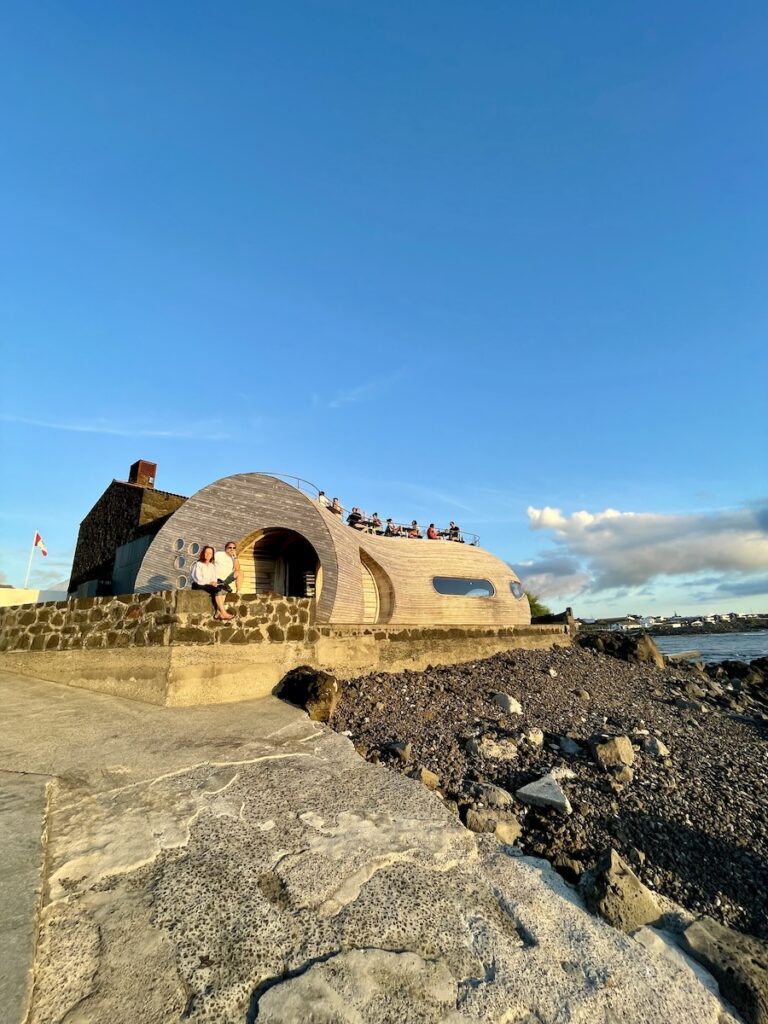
[647,617,767,637]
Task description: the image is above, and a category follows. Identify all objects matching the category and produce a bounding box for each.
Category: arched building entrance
[239,528,320,599]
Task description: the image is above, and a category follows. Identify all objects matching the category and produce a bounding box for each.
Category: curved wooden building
[134,473,530,627]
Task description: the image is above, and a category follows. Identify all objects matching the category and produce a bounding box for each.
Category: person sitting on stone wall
[191,546,234,620]
[214,541,242,594]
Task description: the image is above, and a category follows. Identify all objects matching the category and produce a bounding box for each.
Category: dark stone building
[68,461,187,596]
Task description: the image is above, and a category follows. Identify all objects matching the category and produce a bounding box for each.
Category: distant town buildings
[582,611,766,632]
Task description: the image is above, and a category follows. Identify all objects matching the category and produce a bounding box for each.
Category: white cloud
[394,482,475,515]
[510,554,590,599]
[320,370,406,411]
[521,501,768,598]
[0,414,231,441]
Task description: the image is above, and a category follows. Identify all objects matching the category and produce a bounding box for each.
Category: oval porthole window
[174,538,185,551]
[174,555,186,570]
[176,575,188,589]
[510,582,524,599]
[433,577,495,598]
[188,542,200,556]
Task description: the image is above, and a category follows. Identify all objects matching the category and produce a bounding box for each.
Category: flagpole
[24,534,36,589]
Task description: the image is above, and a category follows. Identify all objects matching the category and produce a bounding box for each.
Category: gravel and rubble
[333,640,768,940]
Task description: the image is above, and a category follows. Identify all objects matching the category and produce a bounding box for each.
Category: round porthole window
[174,555,186,570]
[188,542,200,556]
[176,575,188,589]
[174,538,185,551]
[510,582,524,599]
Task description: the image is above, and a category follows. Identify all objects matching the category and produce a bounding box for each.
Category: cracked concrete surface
[0,670,743,1023]
[0,771,49,1023]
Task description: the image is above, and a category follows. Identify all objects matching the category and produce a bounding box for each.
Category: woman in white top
[191,545,234,620]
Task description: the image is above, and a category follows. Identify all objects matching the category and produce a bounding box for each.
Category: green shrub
[525,592,551,617]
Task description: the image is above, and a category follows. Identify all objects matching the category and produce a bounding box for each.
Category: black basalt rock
[277,665,342,723]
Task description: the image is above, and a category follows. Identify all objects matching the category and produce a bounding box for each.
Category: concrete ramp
[0,771,49,1024]
[0,671,742,1024]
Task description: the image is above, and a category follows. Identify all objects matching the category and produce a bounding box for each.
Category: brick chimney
[128,459,157,489]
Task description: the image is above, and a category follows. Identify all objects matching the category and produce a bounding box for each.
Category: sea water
[654,630,768,663]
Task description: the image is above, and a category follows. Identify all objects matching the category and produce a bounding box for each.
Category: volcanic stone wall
[0,591,314,653]
[0,592,569,706]
[69,481,187,594]
[0,591,566,657]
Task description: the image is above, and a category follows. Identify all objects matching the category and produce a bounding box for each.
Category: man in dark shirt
[346,507,364,530]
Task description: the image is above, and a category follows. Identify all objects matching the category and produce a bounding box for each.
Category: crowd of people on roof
[316,491,466,542]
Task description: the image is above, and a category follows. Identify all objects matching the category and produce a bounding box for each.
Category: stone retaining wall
[0,592,314,653]
[0,592,570,707]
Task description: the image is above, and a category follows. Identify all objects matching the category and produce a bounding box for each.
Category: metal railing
[260,473,322,497]
[258,471,480,546]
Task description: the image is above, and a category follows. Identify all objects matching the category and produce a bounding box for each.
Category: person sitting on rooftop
[447,521,460,541]
[427,523,440,540]
[330,497,343,515]
[318,490,330,508]
[384,518,401,537]
[370,512,383,534]
[408,519,422,539]
[346,506,365,530]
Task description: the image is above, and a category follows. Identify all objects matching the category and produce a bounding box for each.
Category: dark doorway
[280,533,318,597]
[244,529,319,598]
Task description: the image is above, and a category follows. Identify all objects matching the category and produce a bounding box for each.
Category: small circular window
[176,575,188,589]
[174,538,185,551]
[174,555,186,570]
[188,542,200,556]
[510,582,524,599]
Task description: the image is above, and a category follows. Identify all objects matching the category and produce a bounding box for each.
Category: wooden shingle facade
[133,473,531,627]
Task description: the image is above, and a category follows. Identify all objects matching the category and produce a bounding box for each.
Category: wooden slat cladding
[134,473,530,627]
[321,512,530,626]
[361,551,393,623]
[238,531,280,594]
[135,475,345,618]
[360,560,379,623]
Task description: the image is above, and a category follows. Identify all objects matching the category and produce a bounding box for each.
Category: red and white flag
[33,531,48,557]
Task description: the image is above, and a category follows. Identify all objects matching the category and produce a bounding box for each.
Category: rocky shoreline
[328,638,768,943]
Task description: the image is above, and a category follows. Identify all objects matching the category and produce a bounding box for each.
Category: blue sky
[1,1,766,615]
